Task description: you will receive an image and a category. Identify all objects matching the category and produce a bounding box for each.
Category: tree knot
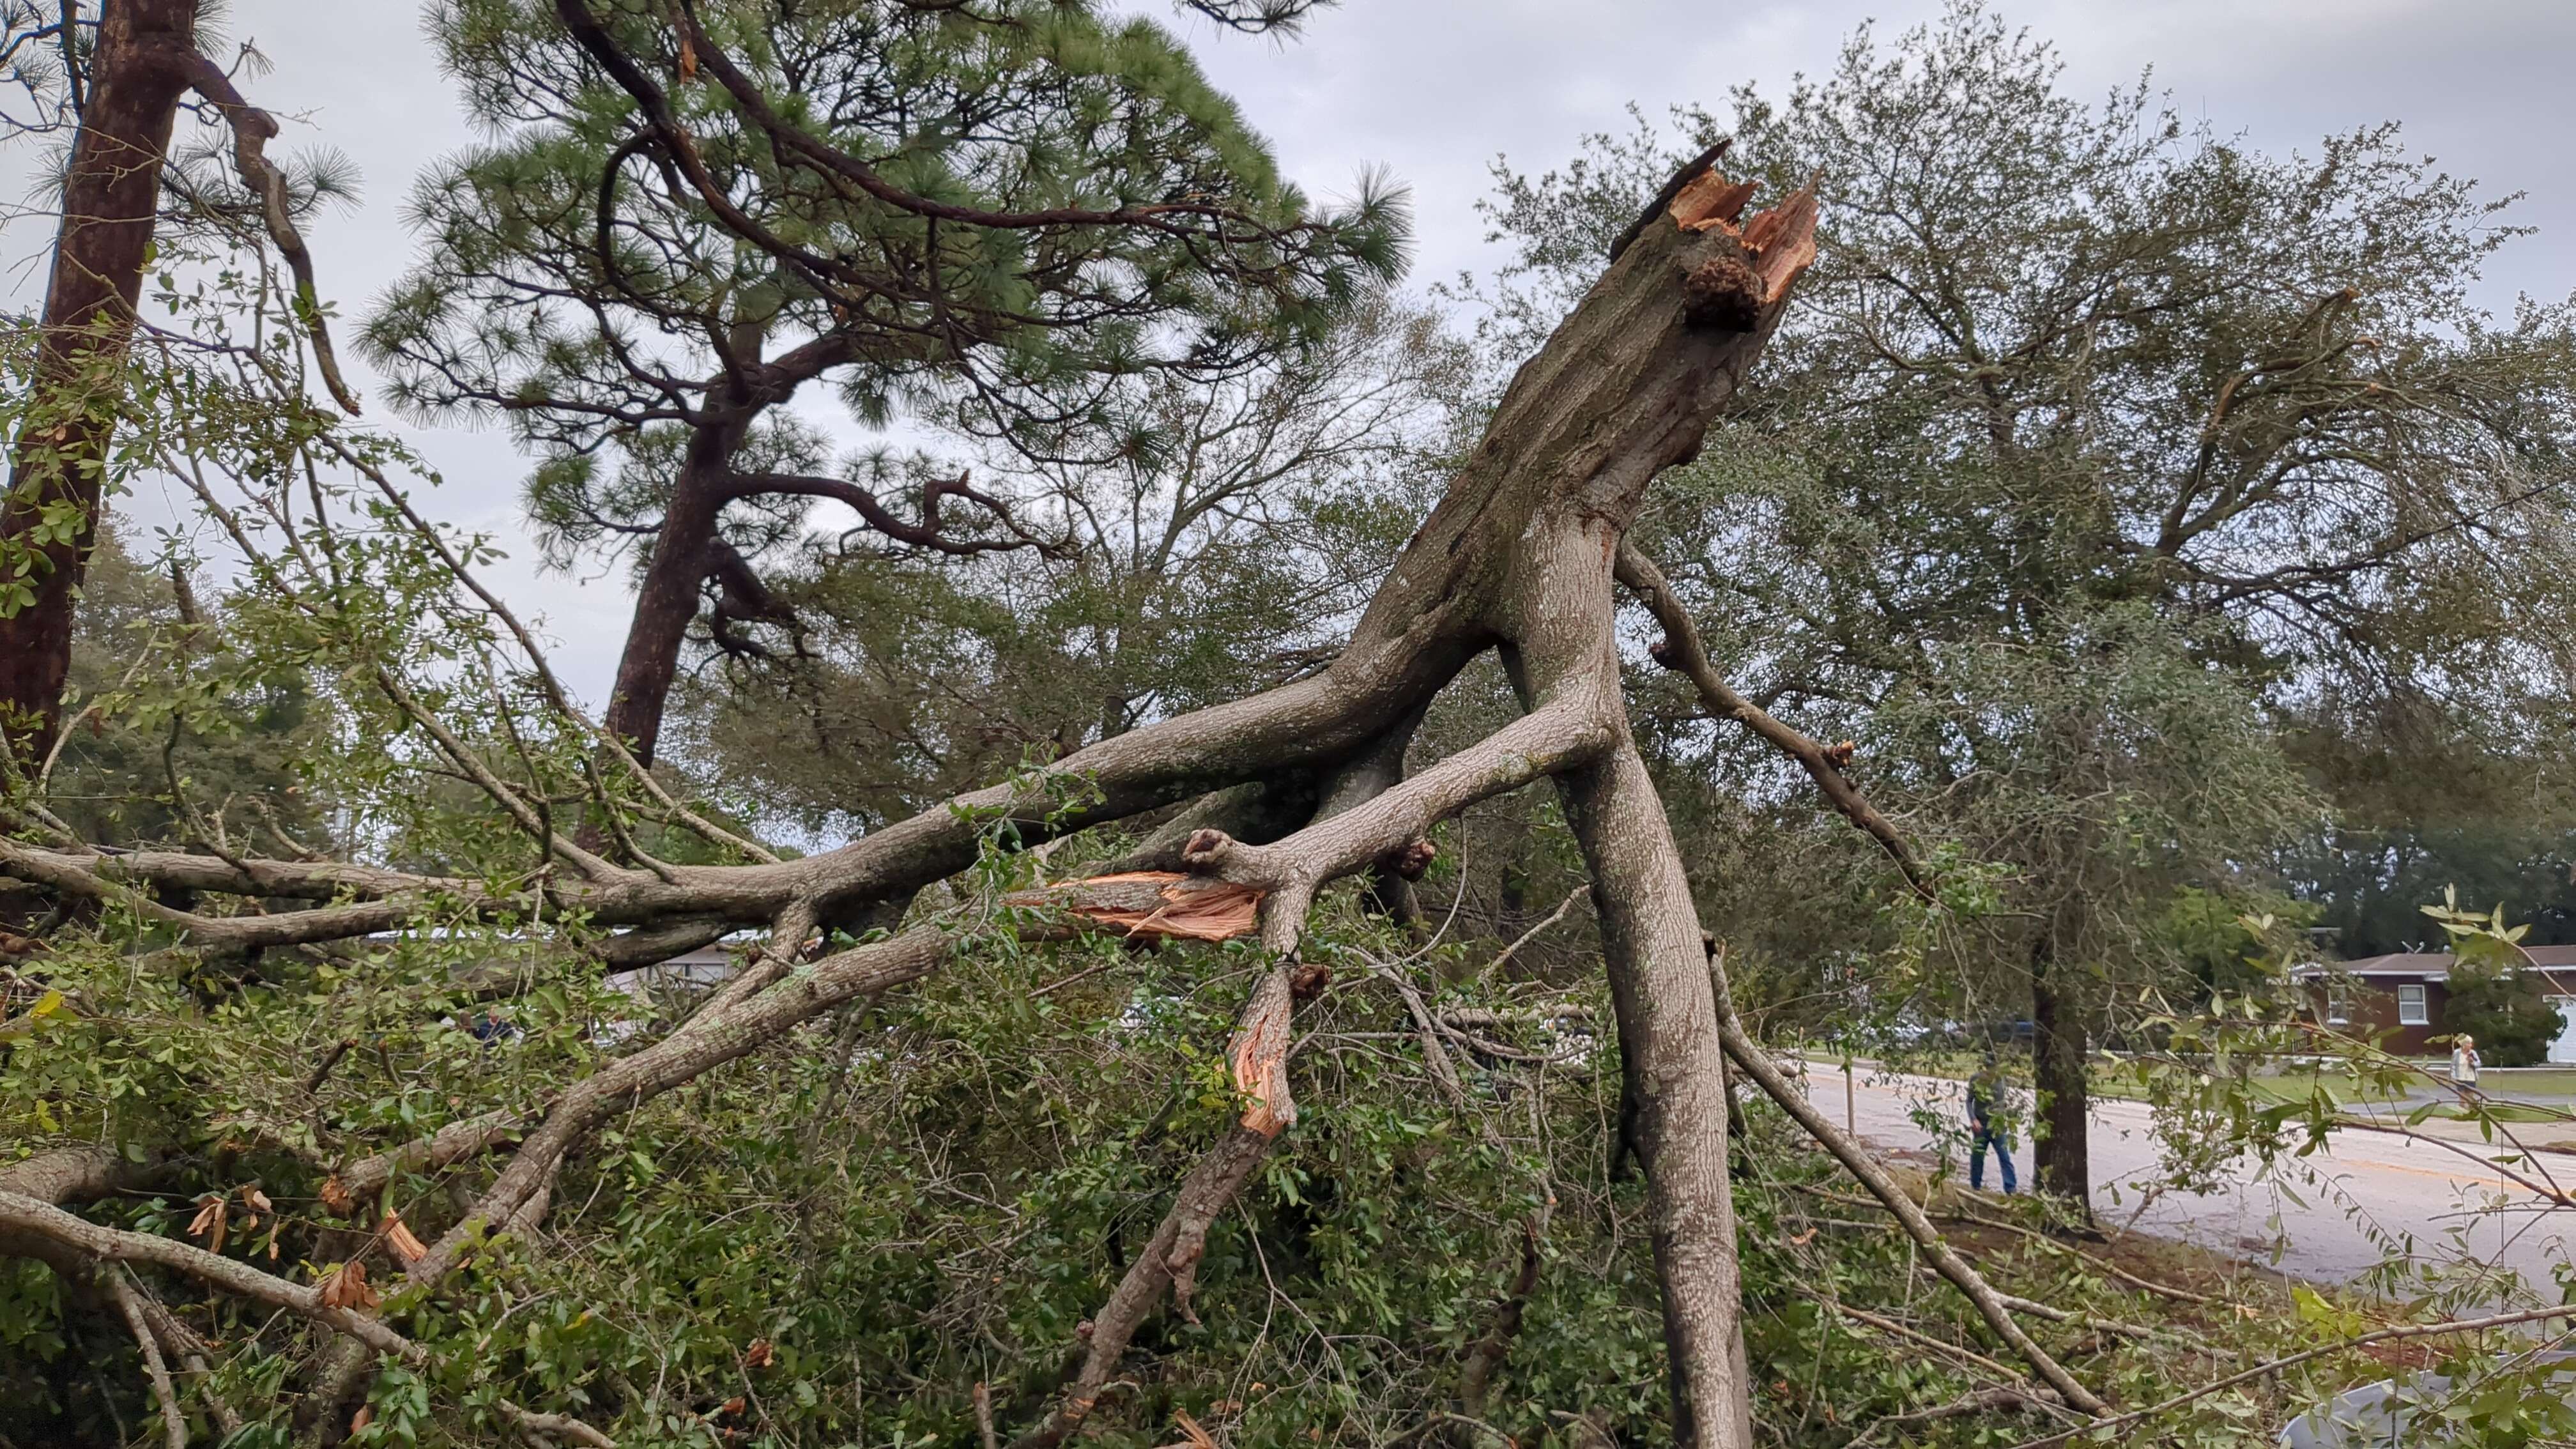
[1289,961,1333,1002]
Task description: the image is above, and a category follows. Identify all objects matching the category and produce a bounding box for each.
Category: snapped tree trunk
[6,154,1819,1449]
[2028,928,2092,1217]
[0,0,196,758]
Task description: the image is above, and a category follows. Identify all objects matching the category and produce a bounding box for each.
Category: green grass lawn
[2471,1068,2576,1098]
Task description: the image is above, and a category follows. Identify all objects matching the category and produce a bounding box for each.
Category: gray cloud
[7,0,2566,705]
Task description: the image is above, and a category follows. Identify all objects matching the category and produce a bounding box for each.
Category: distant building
[2291,946,2576,1061]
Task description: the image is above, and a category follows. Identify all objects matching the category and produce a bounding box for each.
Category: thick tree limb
[1554,737,1754,1449]
[1179,680,1616,952]
[323,1111,527,1214]
[0,1142,159,1204]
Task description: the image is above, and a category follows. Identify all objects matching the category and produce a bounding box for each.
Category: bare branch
[1617,542,1933,900]
[167,47,362,413]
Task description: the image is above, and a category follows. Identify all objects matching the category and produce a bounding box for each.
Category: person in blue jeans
[1966,1060,2017,1194]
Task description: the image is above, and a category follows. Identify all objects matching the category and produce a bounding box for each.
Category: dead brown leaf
[186,1194,229,1254]
[318,1260,380,1311]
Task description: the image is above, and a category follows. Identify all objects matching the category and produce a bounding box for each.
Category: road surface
[1797,1062,2576,1285]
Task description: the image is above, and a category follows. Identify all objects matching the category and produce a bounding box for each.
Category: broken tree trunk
[17,153,1819,1449]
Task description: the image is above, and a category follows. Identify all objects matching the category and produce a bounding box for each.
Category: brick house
[2294,946,2576,1059]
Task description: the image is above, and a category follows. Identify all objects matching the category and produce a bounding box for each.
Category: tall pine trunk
[601,431,743,767]
[0,0,195,757]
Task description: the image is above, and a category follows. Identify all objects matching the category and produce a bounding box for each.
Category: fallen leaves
[318,1259,381,1311]
[186,1193,230,1254]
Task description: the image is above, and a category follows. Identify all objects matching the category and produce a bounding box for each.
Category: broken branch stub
[1003,871,1263,944]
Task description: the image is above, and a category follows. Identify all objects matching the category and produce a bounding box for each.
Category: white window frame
[2326,981,2354,1025]
[2397,983,2428,1026]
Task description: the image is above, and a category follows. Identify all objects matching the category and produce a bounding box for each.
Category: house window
[2323,981,2354,1025]
[2398,984,2428,1026]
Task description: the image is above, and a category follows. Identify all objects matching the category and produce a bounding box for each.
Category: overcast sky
[18,0,2572,705]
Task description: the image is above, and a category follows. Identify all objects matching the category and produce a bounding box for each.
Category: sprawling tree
[365,0,1407,767]
[15,7,2576,1448]
[1476,3,2576,1209]
[1,103,1859,1441]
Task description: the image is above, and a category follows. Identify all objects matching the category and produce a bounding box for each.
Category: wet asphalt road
[1797,1064,2576,1286]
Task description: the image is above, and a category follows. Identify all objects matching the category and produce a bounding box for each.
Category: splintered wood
[1227,969,1296,1136]
[1670,167,1820,305]
[1006,871,1262,943]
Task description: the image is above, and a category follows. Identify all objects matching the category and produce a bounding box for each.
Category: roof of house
[2292,944,2576,981]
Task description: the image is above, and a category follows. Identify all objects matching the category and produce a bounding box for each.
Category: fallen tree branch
[323,1110,527,1214]
[1013,967,1308,1449]
[0,1188,618,1444]
[108,1268,187,1449]
[1843,1384,2053,1448]
[1817,1294,2041,1395]
[1941,1203,2214,1306]
[1712,1004,2109,1416]
[1456,1208,1548,1423]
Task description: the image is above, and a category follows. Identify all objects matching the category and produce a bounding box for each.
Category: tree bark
[1560,742,1755,1449]
[602,444,738,766]
[0,0,196,758]
[2028,928,2092,1217]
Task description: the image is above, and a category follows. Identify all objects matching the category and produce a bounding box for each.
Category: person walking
[2451,1033,2481,1091]
[1966,1058,2018,1195]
